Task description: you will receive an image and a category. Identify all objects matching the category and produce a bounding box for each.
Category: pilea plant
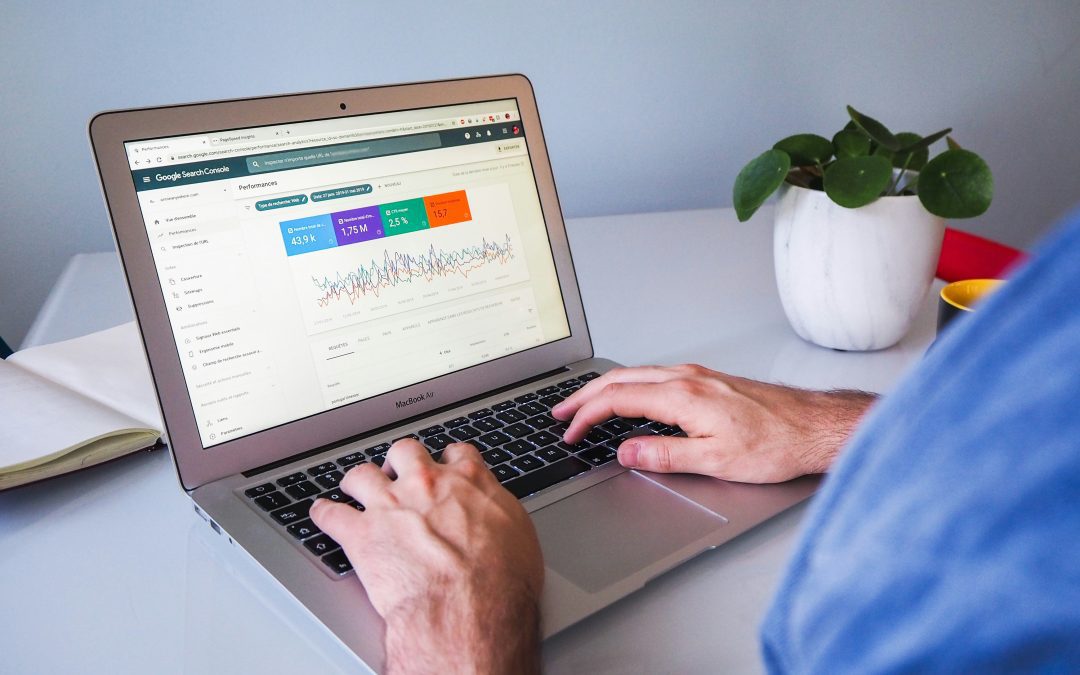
[733,106,993,222]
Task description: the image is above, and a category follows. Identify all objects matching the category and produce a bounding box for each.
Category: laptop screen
[124,99,571,449]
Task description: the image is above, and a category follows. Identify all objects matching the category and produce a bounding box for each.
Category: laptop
[89,74,818,671]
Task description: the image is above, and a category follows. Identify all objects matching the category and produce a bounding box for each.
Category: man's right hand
[553,365,876,483]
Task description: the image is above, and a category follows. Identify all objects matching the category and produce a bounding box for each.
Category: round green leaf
[846,105,901,151]
[833,129,871,158]
[773,134,833,166]
[892,132,929,171]
[917,149,994,218]
[823,155,893,208]
[733,149,791,221]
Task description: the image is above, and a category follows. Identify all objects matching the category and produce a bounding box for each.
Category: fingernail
[619,442,640,467]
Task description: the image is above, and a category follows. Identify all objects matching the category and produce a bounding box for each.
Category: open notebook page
[0,359,156,474]
[8,322,162,430]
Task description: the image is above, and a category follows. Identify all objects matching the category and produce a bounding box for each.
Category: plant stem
[887,154,913,196]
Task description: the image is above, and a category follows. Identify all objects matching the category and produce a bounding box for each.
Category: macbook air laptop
[89,74,818,671]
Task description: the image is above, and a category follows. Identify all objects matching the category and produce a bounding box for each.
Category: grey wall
[3,1,1079,347]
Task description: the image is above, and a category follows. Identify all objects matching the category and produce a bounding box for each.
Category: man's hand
[553,365,876,483]
[310,440,543,675]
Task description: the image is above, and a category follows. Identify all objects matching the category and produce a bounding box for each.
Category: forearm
[797,389,878,474]
[384,585,541,675]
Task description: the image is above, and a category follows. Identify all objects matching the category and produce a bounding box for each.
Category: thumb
[617,435,713,475]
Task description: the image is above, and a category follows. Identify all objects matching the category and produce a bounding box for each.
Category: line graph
[288,182,532,335]
[311,235,516,307]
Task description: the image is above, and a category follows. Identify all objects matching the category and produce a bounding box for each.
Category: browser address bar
[178,119,457,162]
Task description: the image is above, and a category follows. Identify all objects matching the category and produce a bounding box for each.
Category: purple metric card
[331,206,385,246]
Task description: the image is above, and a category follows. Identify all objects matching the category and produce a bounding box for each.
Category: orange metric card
[424,190,472,227]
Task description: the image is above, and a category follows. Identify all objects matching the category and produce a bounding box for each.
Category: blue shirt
[761,210,1080,673]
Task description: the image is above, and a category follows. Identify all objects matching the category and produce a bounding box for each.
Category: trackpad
[532,471,726,593]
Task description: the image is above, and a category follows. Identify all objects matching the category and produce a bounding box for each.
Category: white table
[0,207,938,673]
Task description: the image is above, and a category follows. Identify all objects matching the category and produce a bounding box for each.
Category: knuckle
[653,442,674,472]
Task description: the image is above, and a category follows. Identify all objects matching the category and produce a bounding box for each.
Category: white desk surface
[0,207,938,674]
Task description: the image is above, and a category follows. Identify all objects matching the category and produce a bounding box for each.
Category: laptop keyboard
[241,371,684,576]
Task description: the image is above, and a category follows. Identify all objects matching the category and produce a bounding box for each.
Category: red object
[936,227,1027,282]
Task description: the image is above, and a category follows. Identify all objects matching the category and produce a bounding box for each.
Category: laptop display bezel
[89,74,593,491]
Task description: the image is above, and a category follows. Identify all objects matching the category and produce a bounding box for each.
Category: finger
[616,435,716,476]
[562,380,687,444]
[440,441,484,465]
[309,498,369,549]
[553,365,687,421]
[382,438,435,479]
[340,462,394,508]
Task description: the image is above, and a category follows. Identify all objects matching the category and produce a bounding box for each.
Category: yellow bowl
[937,279,1005,332]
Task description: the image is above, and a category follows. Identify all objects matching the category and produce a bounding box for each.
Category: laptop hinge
[242,366,570,478]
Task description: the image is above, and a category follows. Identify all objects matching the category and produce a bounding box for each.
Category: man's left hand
[310,440,543,674]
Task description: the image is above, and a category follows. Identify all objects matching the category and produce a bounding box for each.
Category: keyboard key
[549,422,569,436]
[472,417,503,433]
[285,481,320,500]
[601,419,634,435]
[481,448,513,465]
[558,378,581,388]
[490,464,520,482]
[504,439,535,456]
[444,416,471,428]
[585,428,613,444]
[495,409,527,423]
[276,472,307,488]
[319,488,353,503]
[537,385,561,396]
[535,445,569,463]
[286,519,321,540]
[253,491,290,511]
[372,455,386,467]
[270,499,313,525]
[539,395,564,408]
[308,462,337,476]
[504,423,533,438]
[479,430,513,447]
[509,454,545,473]
[304,534,341,556]
[524,414,557,430]
[337,452,365,467]
[503,457,591,498]
[556,440,586,453]
[514,393,539,403]
[365,442,391,457]
[424,433,454,451]
[492,400,516,412]
[322,549,353,574]
[578,445,618,466]
[244,483,275,498]
[468,408,494,419]
[579,371,601,381]
[430,450,443,463]
[394,434,420,443]
[469,440,488,452]
[418,425,445,437]
[448,425,480,441]
[518,402,547,416]
[562,385,581,394]
[315,471,343,489]
[527,430,559,447]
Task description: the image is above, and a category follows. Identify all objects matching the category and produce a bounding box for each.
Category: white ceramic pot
[773,184,945,351]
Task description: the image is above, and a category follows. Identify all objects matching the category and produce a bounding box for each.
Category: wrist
[383,580,541,675]
[798,389,877,474]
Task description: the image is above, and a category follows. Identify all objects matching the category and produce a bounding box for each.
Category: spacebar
[504,457,591,499]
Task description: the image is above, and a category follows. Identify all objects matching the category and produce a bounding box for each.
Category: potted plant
[733,106,993,351]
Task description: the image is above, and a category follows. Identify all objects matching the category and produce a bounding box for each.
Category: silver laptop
[90,74,818,671]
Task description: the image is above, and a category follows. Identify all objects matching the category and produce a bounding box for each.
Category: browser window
[126,99,570,449]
